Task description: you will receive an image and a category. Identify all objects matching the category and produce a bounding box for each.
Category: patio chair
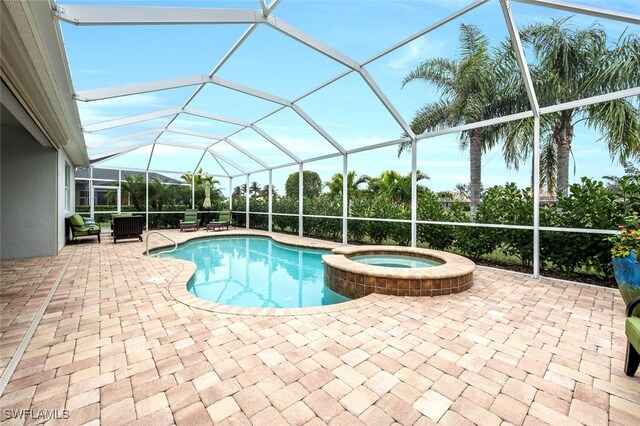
[624,296,640,376]
[180,209,199,232]
[206,210,231,231]
[67,214,101,243]
[113,215,144,243]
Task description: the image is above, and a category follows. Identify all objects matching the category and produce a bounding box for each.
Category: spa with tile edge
[323,245,476,298]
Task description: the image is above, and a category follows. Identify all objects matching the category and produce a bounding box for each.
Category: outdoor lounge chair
[206,210,231,231]
[625,296,640,376]
[180,209,199,232]
[112,215,144,243]
[67,214,101,243]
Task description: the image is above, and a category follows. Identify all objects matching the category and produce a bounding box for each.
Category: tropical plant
[148,178,175,228]
[497,18,640,195]
[401,24,503,217]
[233,184,247,198]
[367,170,428,205]
[540,177,619,275]
[417,188,455,250]
[120,174,146,211]
[181,167,209,186]
[348,198,369,242]
[248,181,262,198]
[285,171,323,199]
[259,184,278,199]
[609,211,640,259]
[303,196,342,240]
[325,171,369,205]
[481,183,534,266]
[272,197,299,234]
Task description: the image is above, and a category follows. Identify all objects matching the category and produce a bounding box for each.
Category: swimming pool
[157,237,350,308]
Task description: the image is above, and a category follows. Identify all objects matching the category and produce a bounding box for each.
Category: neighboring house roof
[75,168,183,184]
[438,191,470,203]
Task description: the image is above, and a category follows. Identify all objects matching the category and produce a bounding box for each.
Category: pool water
[351,254,441,268]
[157,237,350,308]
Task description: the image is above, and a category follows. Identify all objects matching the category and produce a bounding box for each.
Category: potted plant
[611,212,640,315]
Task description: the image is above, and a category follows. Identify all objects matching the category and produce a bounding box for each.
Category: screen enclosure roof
[54,0,640,178]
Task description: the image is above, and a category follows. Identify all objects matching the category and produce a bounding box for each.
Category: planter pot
[613,251,640,316]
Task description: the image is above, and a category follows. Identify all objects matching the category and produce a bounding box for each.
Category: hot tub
[350,254,442,268]
[322,246,475,299]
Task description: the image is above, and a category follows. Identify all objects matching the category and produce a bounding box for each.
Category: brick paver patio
[1,229,639,425]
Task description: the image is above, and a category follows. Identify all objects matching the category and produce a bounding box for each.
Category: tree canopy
[285,170,323,199]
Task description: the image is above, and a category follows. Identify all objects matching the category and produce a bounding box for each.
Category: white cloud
[388,38,428,70]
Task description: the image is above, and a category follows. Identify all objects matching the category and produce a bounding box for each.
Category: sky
[60,0,640,195]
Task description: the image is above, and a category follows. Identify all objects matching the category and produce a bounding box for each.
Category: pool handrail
[146,231,177,257]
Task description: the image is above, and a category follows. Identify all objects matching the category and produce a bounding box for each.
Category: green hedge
[79,175,639,281]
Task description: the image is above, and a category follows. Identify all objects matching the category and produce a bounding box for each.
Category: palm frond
[459,24,489,59]
[401,58,457,92]
[584,99,640,164]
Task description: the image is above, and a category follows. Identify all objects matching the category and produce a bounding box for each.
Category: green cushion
[626,317,640,351]
[112,213,132,219]
[184,213,197,221]
[69,214,85,227]
[72,224,100,237]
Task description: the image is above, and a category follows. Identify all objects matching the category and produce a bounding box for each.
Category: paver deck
[1,229,639,425]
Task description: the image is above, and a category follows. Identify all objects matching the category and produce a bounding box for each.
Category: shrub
[348,199,369,243]
[540,177,619,275]
[362,198,410,245]
[272,197,299,234]
[485,183,534,266]
[417,189,454,250]
[450,201,500,260]
[302,196,342,240]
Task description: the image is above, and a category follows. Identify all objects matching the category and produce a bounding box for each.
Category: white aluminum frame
[59,0,640,281]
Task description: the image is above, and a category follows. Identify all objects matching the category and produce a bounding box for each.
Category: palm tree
[400,24,502,217]
[249,181,262,198]
[259,184,278,199]
[368,170,429,205]
[120,174,146,211]
[181,168,204,186]
[149,178,174,213]
[498,18,640,195]
[325,171,370,204]
[148,178,174,228]
[232,184,246,198]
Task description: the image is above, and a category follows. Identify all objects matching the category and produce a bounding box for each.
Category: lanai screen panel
[227,128,296,168]
[170,114,244,139]
[98,145,154,171]
[216,24,347,100]
[510,1,640,107]
[186,84,283,125]
[274,0,475,62]
[365,0,531,135]
[256,108,338,160]
[58,0,638,178]
[63,23,250,89]
[296,72,406,151]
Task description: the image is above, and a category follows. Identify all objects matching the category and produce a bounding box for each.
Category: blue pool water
[157,237,350,308]
[351,254,441,268]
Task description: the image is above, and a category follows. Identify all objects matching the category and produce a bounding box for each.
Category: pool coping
[144,230,388,316]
